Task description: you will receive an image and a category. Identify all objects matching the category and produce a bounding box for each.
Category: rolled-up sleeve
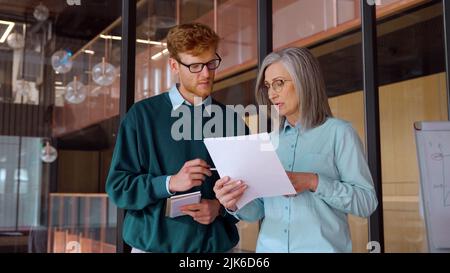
[312,124,378,218]
[231,198,265,222]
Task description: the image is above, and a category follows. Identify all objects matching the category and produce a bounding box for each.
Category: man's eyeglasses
[177,53,222,73]
[263,79,292,93]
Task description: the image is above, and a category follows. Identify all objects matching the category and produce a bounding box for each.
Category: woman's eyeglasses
[263,79,292,93]
[177,53,222,73]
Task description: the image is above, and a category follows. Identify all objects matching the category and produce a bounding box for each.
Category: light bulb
[92,58,117,86]
[33,3,49,22]
[7,32,25,49]
[65,78,87,104]
[41,142,57,163]
[51,49,73,74]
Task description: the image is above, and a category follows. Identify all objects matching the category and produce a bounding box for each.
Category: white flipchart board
[414,121,450,252]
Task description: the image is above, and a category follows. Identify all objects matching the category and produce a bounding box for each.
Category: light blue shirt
[168,84,212,111]
[165,85,212,194]
[231,118,378,252]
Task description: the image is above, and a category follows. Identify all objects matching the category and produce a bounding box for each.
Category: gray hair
[255,47,332,130]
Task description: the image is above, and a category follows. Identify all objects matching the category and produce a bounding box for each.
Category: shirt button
[285,206,288,210]
[284,229,288,233]
[291,144,295,148]
[288,164,292,168]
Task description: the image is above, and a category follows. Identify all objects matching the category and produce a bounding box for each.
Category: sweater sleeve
[106,111,172,210]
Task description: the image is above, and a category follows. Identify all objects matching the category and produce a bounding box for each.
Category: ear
[169,57,179,74]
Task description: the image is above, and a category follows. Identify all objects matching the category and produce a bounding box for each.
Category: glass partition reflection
[47,193,116,253]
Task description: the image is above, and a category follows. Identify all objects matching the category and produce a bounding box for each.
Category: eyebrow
[264,77,288,83]
[192,59,217,64]
[181,56,220,65]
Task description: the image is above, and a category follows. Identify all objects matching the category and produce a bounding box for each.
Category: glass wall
[270,0,444,253]
[1,0,447,253]
[0,1,121,253]
[134,0,175,102]
[273,0,360,49]
[134,0,258,103]
[133,0,259,252]
[47,193,116,253]
[215,0,258,79]
[53,21,122,137]
[376,1,448,252]
[0,137,42,229]
[272,0,368,252]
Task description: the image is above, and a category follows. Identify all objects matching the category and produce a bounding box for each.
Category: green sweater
[106,92,247,252]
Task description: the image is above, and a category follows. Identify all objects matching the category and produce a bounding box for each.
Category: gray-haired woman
[213,47,378,252]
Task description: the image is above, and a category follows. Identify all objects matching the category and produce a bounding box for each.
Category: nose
[268,89,278,100]
[199,64,212,78]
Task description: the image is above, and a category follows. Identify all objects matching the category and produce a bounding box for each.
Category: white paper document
[165,191,201,218]
[204,133,296,209]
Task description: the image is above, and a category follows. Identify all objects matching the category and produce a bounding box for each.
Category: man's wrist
[168,175,175,193]
[217,200,227,217]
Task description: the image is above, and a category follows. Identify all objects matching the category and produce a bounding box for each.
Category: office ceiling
[0,0,121,52]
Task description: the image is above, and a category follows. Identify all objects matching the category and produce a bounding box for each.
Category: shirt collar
[283,119,302,133]
[168,84,212,115]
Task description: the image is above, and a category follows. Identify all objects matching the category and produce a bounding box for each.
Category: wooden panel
[57,150,100,193]
[99,149,113,195]
[52,230,66,253]
[100,242,116,253]
[235,221,259,252]
[348,215,369,253]
[80,236,93,253]
[438,72,448,119]
[382,182,419,196]
[31,103,38,140]
[328,91,365,141]
[330,72,448,252]
[244,114,259,134]
[328,91,368,252]
[9,101,15,135]
[378,72,447,252]
[384,209,427,252]
[379,73,448,185]
[0,103,50,137]
[3,102,10,135]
